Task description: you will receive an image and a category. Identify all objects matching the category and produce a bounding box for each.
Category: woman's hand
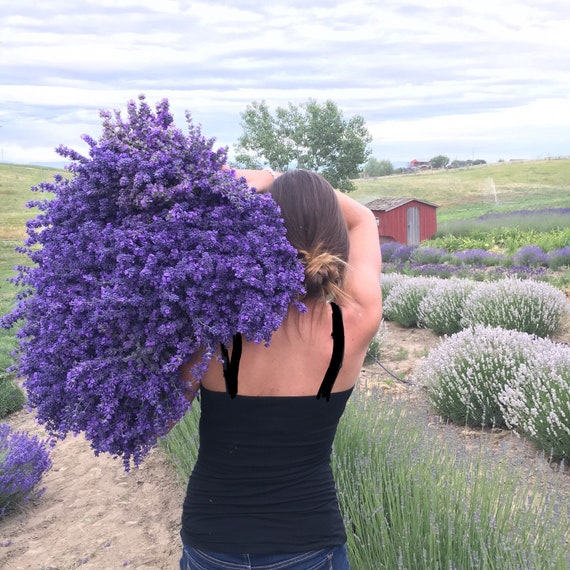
[223,166,279,193]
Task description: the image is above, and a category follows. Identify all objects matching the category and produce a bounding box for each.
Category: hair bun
[299,248,346,302]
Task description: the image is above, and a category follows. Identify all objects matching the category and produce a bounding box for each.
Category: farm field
[352,157,570,221]
[0,161,569,568]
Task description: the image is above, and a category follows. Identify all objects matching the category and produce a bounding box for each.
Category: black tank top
[180,303,350,554]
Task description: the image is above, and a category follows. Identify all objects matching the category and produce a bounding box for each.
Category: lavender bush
[380,242,403,263]
[417,278,479,335]
[0,96,305,468]
[415,326,541,428]
[484,265,549,281]
[380,272,408,302]
[511,245,549,267]
[390,244,417,262]
[365,319,389,365]
[0,424,51,517]
[500,341,570,460]
[548,246,570,270]
[382,276,438,328]
[461,278,570,338]
[410,246,447,264]
[449,248,503,266]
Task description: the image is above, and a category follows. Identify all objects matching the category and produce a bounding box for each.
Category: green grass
[0,241,24,373]
[353,159,570,222]
[0,164,62,372]
[0,371,26,417]
[0,163,61,240]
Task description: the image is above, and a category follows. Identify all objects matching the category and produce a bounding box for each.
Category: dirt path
[1,409,185,570]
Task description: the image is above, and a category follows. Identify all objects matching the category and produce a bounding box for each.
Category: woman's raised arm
[335,190,382,319]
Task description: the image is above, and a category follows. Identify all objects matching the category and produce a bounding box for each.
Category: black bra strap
[316,302,345,402]
[220,303,344,401]
[220,333,242,399]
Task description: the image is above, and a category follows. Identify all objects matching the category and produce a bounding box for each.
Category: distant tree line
[361,155,487,178]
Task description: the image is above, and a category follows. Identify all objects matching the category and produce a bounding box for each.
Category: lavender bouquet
[1,96,305,468]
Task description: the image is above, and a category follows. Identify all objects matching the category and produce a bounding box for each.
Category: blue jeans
[179,543,350,570]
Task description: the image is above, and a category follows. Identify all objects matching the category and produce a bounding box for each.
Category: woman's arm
[335,190,382,321]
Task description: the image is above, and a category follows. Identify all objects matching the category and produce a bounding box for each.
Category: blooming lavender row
[0,96,305,468]
[414,326,570,460]
[0,424,52,517]
[381,242,570,270]
[383,275,570,337]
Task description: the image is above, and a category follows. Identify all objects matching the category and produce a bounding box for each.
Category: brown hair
[270,170,349,303]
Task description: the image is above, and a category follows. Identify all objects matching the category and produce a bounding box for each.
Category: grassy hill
[0,164,65,369]
[0,163,63,240]
[352,158,570,222]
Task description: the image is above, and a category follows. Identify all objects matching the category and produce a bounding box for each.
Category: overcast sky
[1,0,569,167]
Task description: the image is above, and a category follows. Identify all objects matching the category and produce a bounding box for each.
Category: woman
[179,169,382,569]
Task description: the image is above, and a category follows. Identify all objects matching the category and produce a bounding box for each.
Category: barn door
[407,206,420,245]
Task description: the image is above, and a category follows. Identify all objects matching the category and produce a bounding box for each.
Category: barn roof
[365,197,439,212]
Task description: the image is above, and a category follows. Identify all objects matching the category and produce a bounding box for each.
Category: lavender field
[1,159,570,569]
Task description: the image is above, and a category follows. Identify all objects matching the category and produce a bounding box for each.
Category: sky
[1,0,569,168]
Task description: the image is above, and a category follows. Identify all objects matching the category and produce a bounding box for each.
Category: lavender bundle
[1,96,305,468]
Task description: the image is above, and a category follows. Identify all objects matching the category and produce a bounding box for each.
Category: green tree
[363,158,394,177]
[429,155,450,169]
[234,99,372,192]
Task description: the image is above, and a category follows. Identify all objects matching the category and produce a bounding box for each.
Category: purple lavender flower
[451,249,503,266]
[390,245,417,262]
[410,247,447,264]
[0,96,305,468]
[0,424,51,517]
[380,242,403,262]
[512,245,549,267]
[547,246,570,270]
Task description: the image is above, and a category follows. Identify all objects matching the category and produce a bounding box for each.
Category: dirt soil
[1,320,569,570]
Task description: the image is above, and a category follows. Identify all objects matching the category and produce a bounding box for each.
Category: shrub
[364,320,389,365]
[512,245,549,267]
[485,265,549,280]
[380,272,408,302]
[416,326,541,428]
[410,246,447,264]
[380,242,403,263]
[418,278,478,335]
[0,424,51,517]
[548,246,570,270]
[500,341,570,461]
[460,278,570,337]
[0,372,26,419]
[450,248,503,266]
[383,277,437,327]
[390,244,417,262]
[333,389,569,569]
[405,262,458,278]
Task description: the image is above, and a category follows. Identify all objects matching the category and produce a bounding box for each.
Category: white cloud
[1,0,569,165]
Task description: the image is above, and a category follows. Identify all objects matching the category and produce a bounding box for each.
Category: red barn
[365,197,438,246]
